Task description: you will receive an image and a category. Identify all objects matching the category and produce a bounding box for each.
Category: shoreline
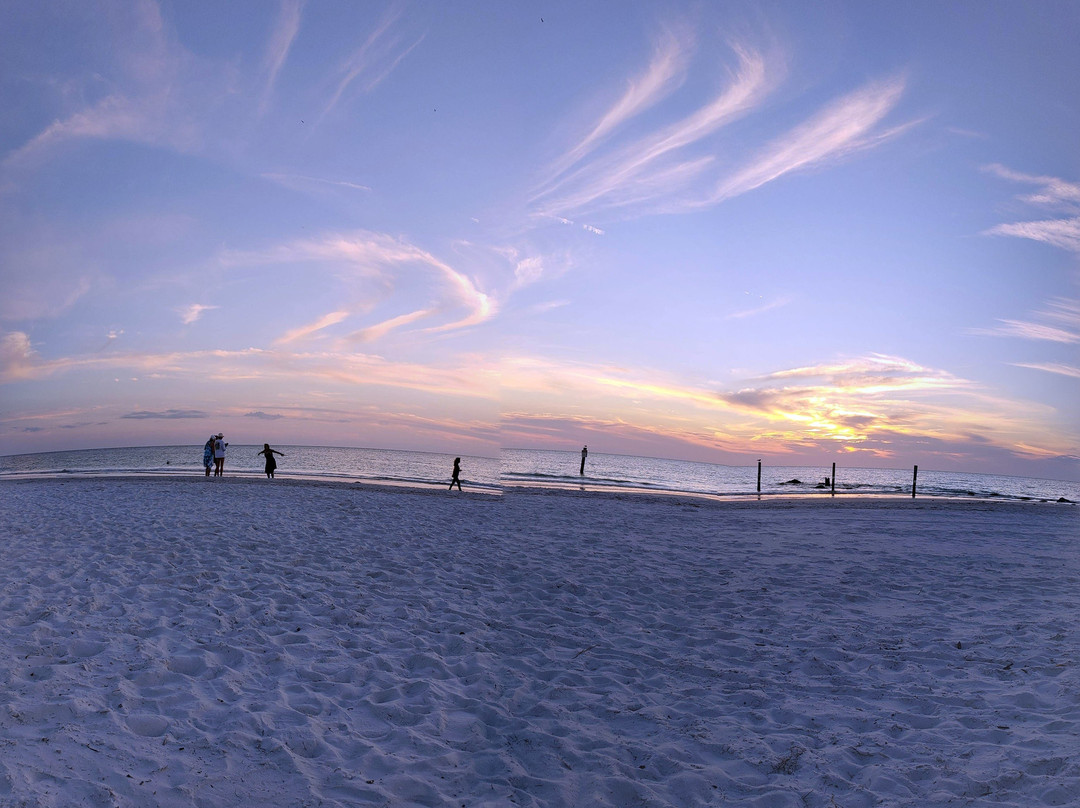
[502,479,1077,506]
[0,471,503,497]
[1,472,1074,507]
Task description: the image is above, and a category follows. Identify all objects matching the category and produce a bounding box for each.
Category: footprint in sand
[166,654,207,676]
[23,665,54,682]
[126,714,170,737]
[70,639,106,658]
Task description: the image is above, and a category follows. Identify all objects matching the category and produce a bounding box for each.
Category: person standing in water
[449,457,462,491]
[257,444,285,479]
[580,445,588,476]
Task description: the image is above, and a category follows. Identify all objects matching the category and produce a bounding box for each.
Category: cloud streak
[532,31,911,222]
[261,173,371,193]
[2,5,210,167]
[544,24,693,182]
[322,3,423,119]
[984,218,1080,254]
[726,296,792,320]
[983,164,1080,210]
[983,166,1080,254]
[1013,362,1080,379]
[349,309,431,343]
[970,319,1078,344]
[0,339,498,402]
[227,231,495,339]
[705,76,909,205]
[275,311,351,344]
[533,41,775,219]
[260,0,304,115]
[970,298,1080,348]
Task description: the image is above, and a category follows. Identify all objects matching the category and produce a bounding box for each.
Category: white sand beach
[1,478,1077,807]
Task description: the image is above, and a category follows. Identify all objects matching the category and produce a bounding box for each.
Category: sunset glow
[1,2,1077,479]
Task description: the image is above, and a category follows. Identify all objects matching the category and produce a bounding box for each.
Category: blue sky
[1,1,1077,480]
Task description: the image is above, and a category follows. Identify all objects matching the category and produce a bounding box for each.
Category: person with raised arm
[257,444,285,479]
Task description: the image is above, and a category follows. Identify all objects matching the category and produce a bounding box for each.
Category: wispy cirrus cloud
[968,298,1080,386]
[985,218,1080,254]
[969,318,1079,344]
[532,28,913,222]
[983,165,1080,254]
[321,2,423,119]
[3,3,211,168]
[349,309,431,343]
[976,170,1079,378]
[0,338,498,401]
[533,41,775,219]
[972,295,1080,356]
[1013,362,1080,379]
[261,173,371,193]
[726,295,792,319]
[983,164,1080,210]
[275,310,351,345]
[259,0,304,115]
[543,24,694,182]
[225,230,494,339]
[704,75,910,206]
[5,95,189,167]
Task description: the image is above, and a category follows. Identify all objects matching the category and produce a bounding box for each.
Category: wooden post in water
[912,465,918,499]
[757,460,762,493]
[831,462,836,496]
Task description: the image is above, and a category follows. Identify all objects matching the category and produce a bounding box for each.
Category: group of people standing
[203,433,227,477]
[202,435,284,479]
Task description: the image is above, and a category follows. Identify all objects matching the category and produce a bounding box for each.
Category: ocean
[1,445,1077,503]
[0,445,501,493]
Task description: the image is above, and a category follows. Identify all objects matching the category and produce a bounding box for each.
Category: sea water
[500,448,1078,502]
[0,445,501,492]
[1,445,1076,502]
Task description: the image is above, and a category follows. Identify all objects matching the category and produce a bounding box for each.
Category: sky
[1,1,1078,480]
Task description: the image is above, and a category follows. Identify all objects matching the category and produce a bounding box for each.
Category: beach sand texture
[1,478,1077,807]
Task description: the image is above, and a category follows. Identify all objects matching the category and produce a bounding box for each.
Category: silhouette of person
[213,433,228,476]
[580,445,588,476]
[257,444,284,479]
[449,457,462,491]
[203,435,215,477]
